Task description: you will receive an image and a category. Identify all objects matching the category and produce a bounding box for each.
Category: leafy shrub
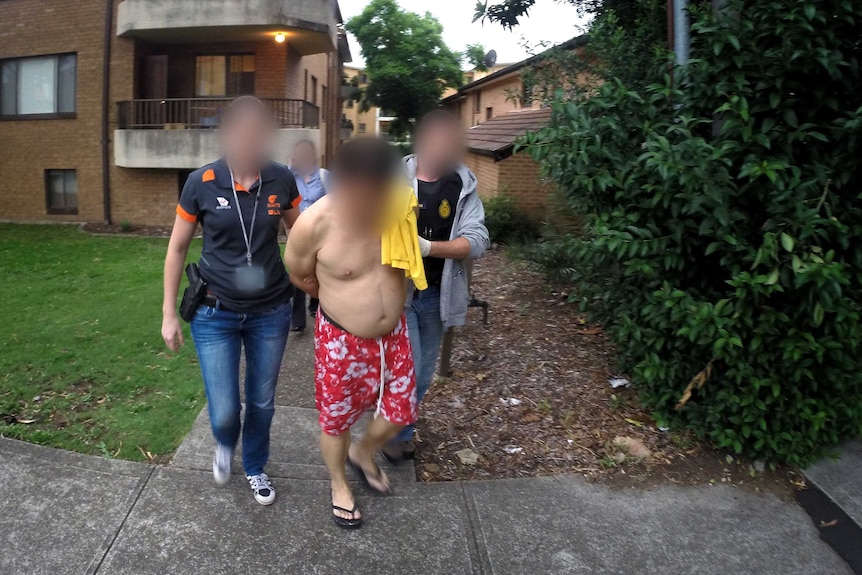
[525,0,862,464]
[483,193,539,244]
[119,220,132,233]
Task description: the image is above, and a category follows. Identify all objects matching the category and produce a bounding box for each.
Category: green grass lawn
[0,224,205,461]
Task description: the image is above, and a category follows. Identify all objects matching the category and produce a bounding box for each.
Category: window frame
[44,169,78,215]
[193,53,255,97]
[0,52,77,120]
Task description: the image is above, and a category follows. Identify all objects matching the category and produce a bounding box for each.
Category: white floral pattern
[315,313,417,435]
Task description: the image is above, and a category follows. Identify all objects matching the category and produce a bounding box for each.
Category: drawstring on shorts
[375,337,385,418]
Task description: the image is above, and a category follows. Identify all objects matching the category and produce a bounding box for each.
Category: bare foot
[348,446,391,493]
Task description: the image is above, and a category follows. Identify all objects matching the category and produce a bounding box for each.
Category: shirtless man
[284,138,416,529]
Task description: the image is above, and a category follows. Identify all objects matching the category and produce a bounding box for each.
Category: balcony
[116,0,338,54]
[114,98,320,169]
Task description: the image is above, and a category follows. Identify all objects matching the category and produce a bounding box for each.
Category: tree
[500,0,862,464]
[347,0,463,138]
[464,44,489,72]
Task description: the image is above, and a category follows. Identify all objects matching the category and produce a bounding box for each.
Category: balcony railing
[116,98,320,130]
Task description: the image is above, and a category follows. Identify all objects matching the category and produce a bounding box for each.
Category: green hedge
[524,0,862,464]
[483,193,540,244]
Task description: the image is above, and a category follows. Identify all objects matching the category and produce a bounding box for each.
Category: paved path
[0,330,854,574]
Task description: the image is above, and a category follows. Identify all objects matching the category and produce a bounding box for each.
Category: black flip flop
[332,502,363,529]
[348,457,392,495]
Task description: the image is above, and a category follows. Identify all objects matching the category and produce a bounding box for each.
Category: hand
[418,236,432,257]
[162,313,185,352]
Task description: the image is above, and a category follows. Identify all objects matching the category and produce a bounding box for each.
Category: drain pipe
[672,0,690,67]
[100,0,113,225]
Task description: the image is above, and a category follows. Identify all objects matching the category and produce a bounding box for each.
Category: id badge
[235,265,266,293]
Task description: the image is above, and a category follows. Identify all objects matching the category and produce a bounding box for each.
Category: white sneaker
[247,473,276,506]
[212,443,233,486]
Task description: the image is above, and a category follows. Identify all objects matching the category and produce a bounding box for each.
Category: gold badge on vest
[438,199,452,219]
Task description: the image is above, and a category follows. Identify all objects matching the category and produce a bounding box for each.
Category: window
[521,83,532,108]
[1,54,76,117]
[304,70,308,101]
[321,85,327,120]
[195,55,254,97]
[358,122,366,134]
[473,92,481,114]
[45,170,77,215]
[311,75,318,105]
[345,98,354,109]
[359,73,368,84]
[486,107,493,120]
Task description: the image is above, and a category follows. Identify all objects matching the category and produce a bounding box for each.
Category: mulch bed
[414,248,800,497]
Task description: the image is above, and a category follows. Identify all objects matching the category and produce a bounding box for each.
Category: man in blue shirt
[288,139,329,332]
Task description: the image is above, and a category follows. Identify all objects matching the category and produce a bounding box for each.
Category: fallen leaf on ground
[455,448,480,465]
[819,519,838,528]
[521,412,542,423]
[580,327,604,335]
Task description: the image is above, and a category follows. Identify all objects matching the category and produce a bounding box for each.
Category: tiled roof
[464,108,551,160]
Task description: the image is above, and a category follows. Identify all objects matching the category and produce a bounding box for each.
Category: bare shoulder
[292,195,331,243]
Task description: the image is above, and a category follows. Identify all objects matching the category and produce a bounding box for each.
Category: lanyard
[228,166,261,266]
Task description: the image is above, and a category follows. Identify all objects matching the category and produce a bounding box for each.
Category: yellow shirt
[381,184,427,291]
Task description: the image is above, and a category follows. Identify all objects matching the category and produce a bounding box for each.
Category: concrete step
[800,440,862,572]
[171,405,416,484]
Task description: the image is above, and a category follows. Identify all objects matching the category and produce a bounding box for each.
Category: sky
[338,0,590,69]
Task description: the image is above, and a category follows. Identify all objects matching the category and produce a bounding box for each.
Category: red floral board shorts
[314,310,417,436]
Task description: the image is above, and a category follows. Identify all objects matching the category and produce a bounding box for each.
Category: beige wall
[341,66,379,138]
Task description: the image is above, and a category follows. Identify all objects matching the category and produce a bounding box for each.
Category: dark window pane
[58,54,76,113]
[64,170,78,209]
[47,170,66,209]
[46,169,77,212]
[1,61,16,116]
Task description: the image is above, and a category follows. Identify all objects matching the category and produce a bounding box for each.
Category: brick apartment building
[340,65,396,139]
[441,37,588,219]
[0,0,351,226]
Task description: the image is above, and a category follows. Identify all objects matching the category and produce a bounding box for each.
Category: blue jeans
[398,286,444,441]
[190,301,290,475]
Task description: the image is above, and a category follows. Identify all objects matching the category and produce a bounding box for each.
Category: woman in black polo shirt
[161,96,301,506]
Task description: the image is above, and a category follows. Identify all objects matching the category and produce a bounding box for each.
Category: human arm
[284,210,320,298]
[162,215,197,352]
[281,205,300,230]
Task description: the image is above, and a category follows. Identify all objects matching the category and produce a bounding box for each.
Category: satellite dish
[483,49,497,69]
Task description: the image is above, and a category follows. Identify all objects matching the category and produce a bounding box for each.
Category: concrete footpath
[0,333,854,575]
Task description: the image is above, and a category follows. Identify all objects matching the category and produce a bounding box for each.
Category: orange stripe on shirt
[291,194,302,208]
[176,204,197,223]
[202,169,215,182]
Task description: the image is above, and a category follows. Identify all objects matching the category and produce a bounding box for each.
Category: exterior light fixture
[274,33,286,43]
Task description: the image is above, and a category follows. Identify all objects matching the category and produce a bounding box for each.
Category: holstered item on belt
[179,263,207,322]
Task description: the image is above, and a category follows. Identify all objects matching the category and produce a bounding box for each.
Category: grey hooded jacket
[404,155,491,328]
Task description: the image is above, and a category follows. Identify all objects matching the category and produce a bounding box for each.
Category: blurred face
[416,121,465,174]
[334,176,389,226]
[219,107,275,169]
[291,142,318,174]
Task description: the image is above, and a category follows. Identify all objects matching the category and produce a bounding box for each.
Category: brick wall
[463,153,499,200]
[0,0,345,226]
[464,151,550,221]
[497,152,551,219]
[0,0,116,223]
